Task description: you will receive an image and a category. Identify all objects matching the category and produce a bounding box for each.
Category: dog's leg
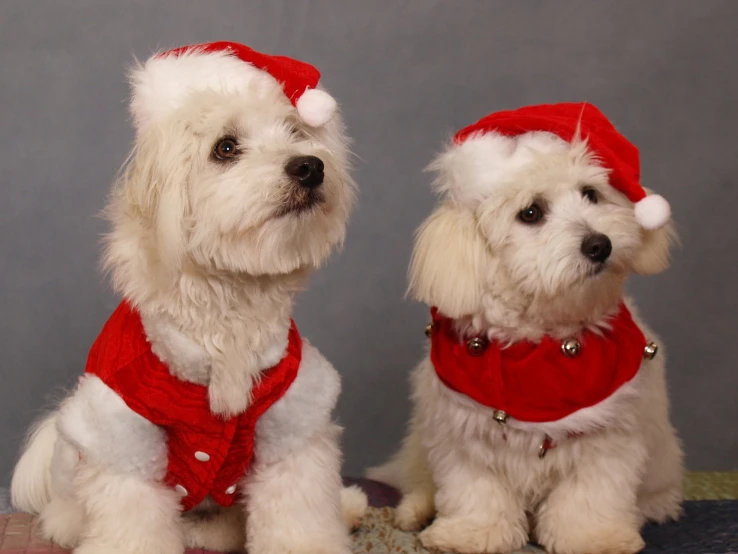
[535,438,646,554]
[183,506,246,553]
[637,425,683,523]
[181,486,363,552]
[367,422,436,531]
[72,464,184,554]
[33,435,86,548]
[636,357,684,522]
[340,485,369,530]
[418,448,528,554]
[244,423,351,554]
[39,495,86,549]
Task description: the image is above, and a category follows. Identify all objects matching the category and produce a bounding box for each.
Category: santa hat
[454,103,670,230]
[129,41,337,132]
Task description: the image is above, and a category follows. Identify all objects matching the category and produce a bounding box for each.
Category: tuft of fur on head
[413,131,675,339]
[103,70,355,307]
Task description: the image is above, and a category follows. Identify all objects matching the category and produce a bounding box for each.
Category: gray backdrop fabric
[1,1,736,486]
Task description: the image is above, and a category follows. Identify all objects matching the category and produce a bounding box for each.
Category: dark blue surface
[641,500,738,553]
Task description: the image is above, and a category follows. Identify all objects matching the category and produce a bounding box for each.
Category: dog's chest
[143,316,212,384]
[418,355,643,463]
[142,316,289,386]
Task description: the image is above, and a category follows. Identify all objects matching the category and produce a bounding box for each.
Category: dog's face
[117,81,354,278]
[411,131,673,323]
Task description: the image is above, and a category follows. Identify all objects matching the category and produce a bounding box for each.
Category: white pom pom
[296,88,336,127]
[634,194,671,230]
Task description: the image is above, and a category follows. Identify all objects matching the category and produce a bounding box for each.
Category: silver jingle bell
[643,341,659,360]
[538,435,555,459]
[493,410,508,424]
[425,323,433,337]
[466,337,487,356]
[561,338,581,357]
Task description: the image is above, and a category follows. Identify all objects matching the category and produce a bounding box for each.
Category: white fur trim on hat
[296,88,336,127]
[634,194,671,230]
[129,51,275,133]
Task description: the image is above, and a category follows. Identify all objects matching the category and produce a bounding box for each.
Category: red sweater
[84,302,301,511]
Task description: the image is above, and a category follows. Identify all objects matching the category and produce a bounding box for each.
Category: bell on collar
[493,410,508,424]
[561,338,581,357]
[425,323,433,337]
[466,337,487,356]
[538,435,555,459]
[643,341,658,360]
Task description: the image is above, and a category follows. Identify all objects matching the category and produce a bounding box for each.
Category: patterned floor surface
[1,472,736,553]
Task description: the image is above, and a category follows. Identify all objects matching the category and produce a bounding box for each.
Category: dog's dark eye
[212,137,239,161]
[518,203,545,225]
[582,186,599,204]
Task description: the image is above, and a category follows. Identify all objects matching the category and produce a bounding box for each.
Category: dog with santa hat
[11,41,365,554]
[369,103,683,554]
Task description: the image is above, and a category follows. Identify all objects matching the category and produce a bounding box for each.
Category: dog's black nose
[581,233,612,263]
[285,156,324,189]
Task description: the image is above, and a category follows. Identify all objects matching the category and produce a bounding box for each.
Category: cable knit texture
[84,301,301,510]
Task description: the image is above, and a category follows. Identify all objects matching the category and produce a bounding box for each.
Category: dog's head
[105,43,354,287]
[410,129,675,324]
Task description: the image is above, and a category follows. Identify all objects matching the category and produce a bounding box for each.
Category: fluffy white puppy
[11,41,366,554]
[369,103,682,554]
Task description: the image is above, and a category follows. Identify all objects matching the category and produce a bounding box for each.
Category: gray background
[1,1,737,488]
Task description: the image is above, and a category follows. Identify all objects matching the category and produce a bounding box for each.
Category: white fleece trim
[56,375,168,480]
[130,50,281,132]
[434,131,572,207]
[255,339,341,463]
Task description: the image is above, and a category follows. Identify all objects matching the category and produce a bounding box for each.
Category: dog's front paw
[341,485,368,530]
[309,547,352,554]
[394,490,435,531]
[74,543,180,554]
[73,531,184,554]
[538,522,645,554]
[419,516,528,554]
[39,497,85,549]
[74,545,125,554]
[74,540,184,554]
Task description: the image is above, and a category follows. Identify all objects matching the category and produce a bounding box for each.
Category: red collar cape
[84,301,301,510]
[429,303,646,423]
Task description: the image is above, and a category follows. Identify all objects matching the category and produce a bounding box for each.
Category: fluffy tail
[10,413,58,514]
[366,452,408,491]
[366,428,436,531]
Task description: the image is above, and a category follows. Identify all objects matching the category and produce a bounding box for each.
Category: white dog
[369,103,683,554]
[11,41,366,554]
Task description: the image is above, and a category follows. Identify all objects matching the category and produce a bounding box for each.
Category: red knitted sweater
[85,301,301,510]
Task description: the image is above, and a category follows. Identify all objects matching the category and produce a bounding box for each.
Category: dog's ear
[408,203,487,318]
[631,220,677,275]
[127,127,192,270]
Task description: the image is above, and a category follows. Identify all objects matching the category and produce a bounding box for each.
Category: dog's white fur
[11,57,366,554]
[369,131,683,554]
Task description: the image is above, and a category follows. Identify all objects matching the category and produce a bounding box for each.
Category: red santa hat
[129,41,337,132]
[454,103,671,230]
